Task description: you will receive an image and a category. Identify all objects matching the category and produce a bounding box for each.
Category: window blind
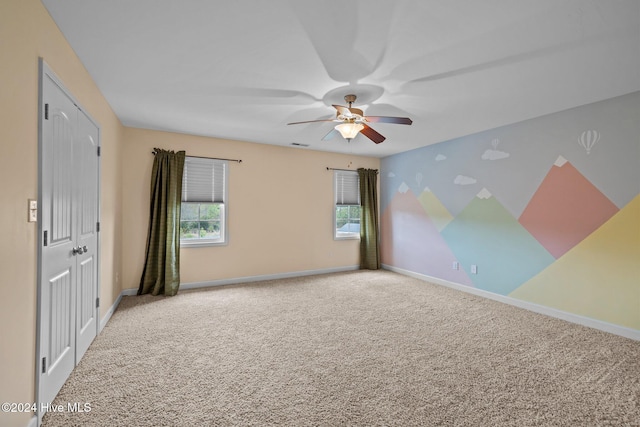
[335,170,360,205]
[182,157,226,203]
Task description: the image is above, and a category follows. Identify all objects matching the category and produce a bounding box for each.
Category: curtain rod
[326,167,378,173]
[152,150,242,163]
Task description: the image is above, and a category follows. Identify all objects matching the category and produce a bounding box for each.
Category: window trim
[334,170,360,240]
[180,202,228,248]
[180,157,229,247]
[334,204,360,240]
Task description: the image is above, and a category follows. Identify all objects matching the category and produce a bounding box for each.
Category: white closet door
[75,109,99,361]
[38,62,101,417]
[39,73,78,407]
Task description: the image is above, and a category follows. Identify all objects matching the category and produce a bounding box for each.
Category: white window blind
[182,157,226,203]
[335,170,360,205]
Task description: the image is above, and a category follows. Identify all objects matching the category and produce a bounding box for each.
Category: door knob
[72,245,88,255]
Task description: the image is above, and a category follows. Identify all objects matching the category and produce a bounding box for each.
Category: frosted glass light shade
[335,122,364,140]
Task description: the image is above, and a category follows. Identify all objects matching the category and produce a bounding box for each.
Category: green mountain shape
[441,189,555,295]
[417,188,453,231]
[510,194,640,330]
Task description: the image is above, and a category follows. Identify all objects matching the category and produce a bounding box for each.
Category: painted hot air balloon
[579,130,600,154]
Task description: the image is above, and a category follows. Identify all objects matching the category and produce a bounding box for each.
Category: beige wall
[0,1,124,426]
[122,128,380,290]
[1,3,377,425]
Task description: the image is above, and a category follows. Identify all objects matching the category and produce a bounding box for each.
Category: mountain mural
[519,156,619,259]
[510,195,640,330]
[440,188,555,295]
[380,93,640,334]
[417,187,454,231]
[381,185,474,286]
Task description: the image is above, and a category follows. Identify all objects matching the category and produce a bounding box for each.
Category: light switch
[28,199,37,222]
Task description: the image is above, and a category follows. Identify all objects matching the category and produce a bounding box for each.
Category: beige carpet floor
[43,270,640,426]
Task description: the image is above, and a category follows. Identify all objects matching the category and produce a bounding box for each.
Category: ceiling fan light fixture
[288,93,411,145]
[335,122,364,141]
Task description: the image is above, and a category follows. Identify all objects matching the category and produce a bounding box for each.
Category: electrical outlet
[452,261,459,270]
[471,265,478,274]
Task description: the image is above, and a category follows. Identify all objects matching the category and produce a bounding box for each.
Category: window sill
[180,240,228,248]
[334,234,360,241]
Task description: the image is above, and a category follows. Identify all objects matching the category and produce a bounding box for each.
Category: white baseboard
[382,264,640,341]
[117,265,360,307]
[99,292,122,333]
[179,265,360,291]
[99,287,138,333]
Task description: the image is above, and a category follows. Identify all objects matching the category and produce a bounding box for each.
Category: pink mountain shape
[519,158,618,259]
[381,190,474,286]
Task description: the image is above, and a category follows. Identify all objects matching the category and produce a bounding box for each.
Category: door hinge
[44,104,49,120]
[97,146,101,156]
[96,297,100,308]
[43,230,48,246]
[96,222,100,232]
[42,357,47,374]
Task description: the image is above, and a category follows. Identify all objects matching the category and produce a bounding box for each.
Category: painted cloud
[481,149,510,160]
[454,175,477,185]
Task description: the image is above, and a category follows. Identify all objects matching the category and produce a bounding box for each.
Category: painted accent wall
[381,92,640,331]
[121,128,379,291]
[0,1,124,426]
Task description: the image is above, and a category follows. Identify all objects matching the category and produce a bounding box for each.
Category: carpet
[42,270,640,426]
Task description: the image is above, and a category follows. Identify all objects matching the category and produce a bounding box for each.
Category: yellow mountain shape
[510,194,640,330]
[417,189,453,231]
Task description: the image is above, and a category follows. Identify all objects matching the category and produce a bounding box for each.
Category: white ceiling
[41,0,639,158]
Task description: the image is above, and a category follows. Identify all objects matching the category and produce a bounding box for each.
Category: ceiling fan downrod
[344,94,357,108]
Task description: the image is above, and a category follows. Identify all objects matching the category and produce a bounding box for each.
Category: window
[180,157,228,246]
[334,170,360,239]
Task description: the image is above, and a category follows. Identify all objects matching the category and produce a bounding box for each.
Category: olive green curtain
[358,168,380,270]
[138,148,186,296]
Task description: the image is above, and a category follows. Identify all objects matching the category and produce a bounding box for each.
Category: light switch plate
[28,199,37,222]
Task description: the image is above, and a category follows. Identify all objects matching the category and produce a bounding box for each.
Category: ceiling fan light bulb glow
[335,123,364,140]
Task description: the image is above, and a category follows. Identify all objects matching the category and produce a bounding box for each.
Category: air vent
[291,143,309,147]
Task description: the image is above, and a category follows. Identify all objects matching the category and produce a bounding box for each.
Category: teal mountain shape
[381,188,474,286]
[440,189,556,295]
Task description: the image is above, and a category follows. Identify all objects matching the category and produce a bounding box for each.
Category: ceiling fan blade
[333,105,365,118]
[365,116,413,125]
[360,124,386,144]
[349,107,364,117]
[287,119,336,125]
[322,128,339,141]
[332,104,352,117]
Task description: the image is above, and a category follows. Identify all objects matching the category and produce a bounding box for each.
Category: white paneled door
[37,61,100,421]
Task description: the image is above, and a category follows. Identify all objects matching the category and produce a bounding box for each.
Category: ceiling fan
[287,94,412,144]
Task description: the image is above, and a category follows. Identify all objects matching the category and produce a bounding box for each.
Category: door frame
[35,58,101,426]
